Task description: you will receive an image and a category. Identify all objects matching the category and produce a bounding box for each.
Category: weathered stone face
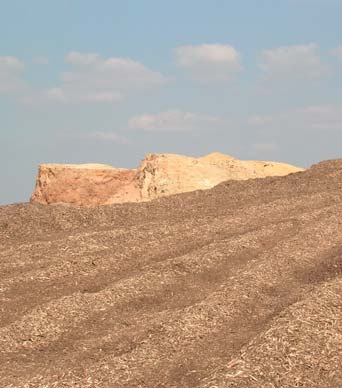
[30,164,139,206]
[30,153,304,206]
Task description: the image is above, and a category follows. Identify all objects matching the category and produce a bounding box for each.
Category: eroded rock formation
[31,153,304,206]
[30,164,139,206]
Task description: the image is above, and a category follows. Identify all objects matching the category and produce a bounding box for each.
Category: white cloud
[128,110,227,132]
[249,105,342,132]
[175,44,242,83]
[330,45,342,60]
[44,87,123,103]
[259,44,330,81]
[0,56,26,94]
[0,56,24,70]
[45,51,167,103]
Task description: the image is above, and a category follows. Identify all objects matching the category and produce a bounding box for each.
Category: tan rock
[134,152,303,201]
[31,164,139,206]
[31,153,304,206]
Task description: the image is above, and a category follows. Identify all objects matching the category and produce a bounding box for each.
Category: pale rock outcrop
[31,164,139,206]
[31,153,304,206]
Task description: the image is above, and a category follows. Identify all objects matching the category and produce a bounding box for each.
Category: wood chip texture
[0,159,341,387]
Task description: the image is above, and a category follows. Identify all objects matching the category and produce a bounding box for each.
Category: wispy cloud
[259,44,330,81]
[0,56,27,94]
[249,105,342,133]
[80,131,130,144]
[330,45,342,60]
[128,110,228,132]
[43,51,167,103]
[175,43,242,83]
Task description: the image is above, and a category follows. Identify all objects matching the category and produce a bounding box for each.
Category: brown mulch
[0,159,341,388]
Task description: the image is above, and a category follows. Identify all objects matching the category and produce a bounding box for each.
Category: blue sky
[1,0,342,204]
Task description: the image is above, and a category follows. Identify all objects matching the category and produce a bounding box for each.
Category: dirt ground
[0,159,341,388]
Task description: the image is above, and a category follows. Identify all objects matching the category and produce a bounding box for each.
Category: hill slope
[0,160,341,388]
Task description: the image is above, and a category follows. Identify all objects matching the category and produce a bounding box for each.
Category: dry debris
[0,159,341,387]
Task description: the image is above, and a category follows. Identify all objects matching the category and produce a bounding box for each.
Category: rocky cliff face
[30,164,139,206]
[136,153,303,201]
[31,153,304,206]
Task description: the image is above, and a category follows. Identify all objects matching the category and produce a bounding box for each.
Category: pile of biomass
[0,160,341,388]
